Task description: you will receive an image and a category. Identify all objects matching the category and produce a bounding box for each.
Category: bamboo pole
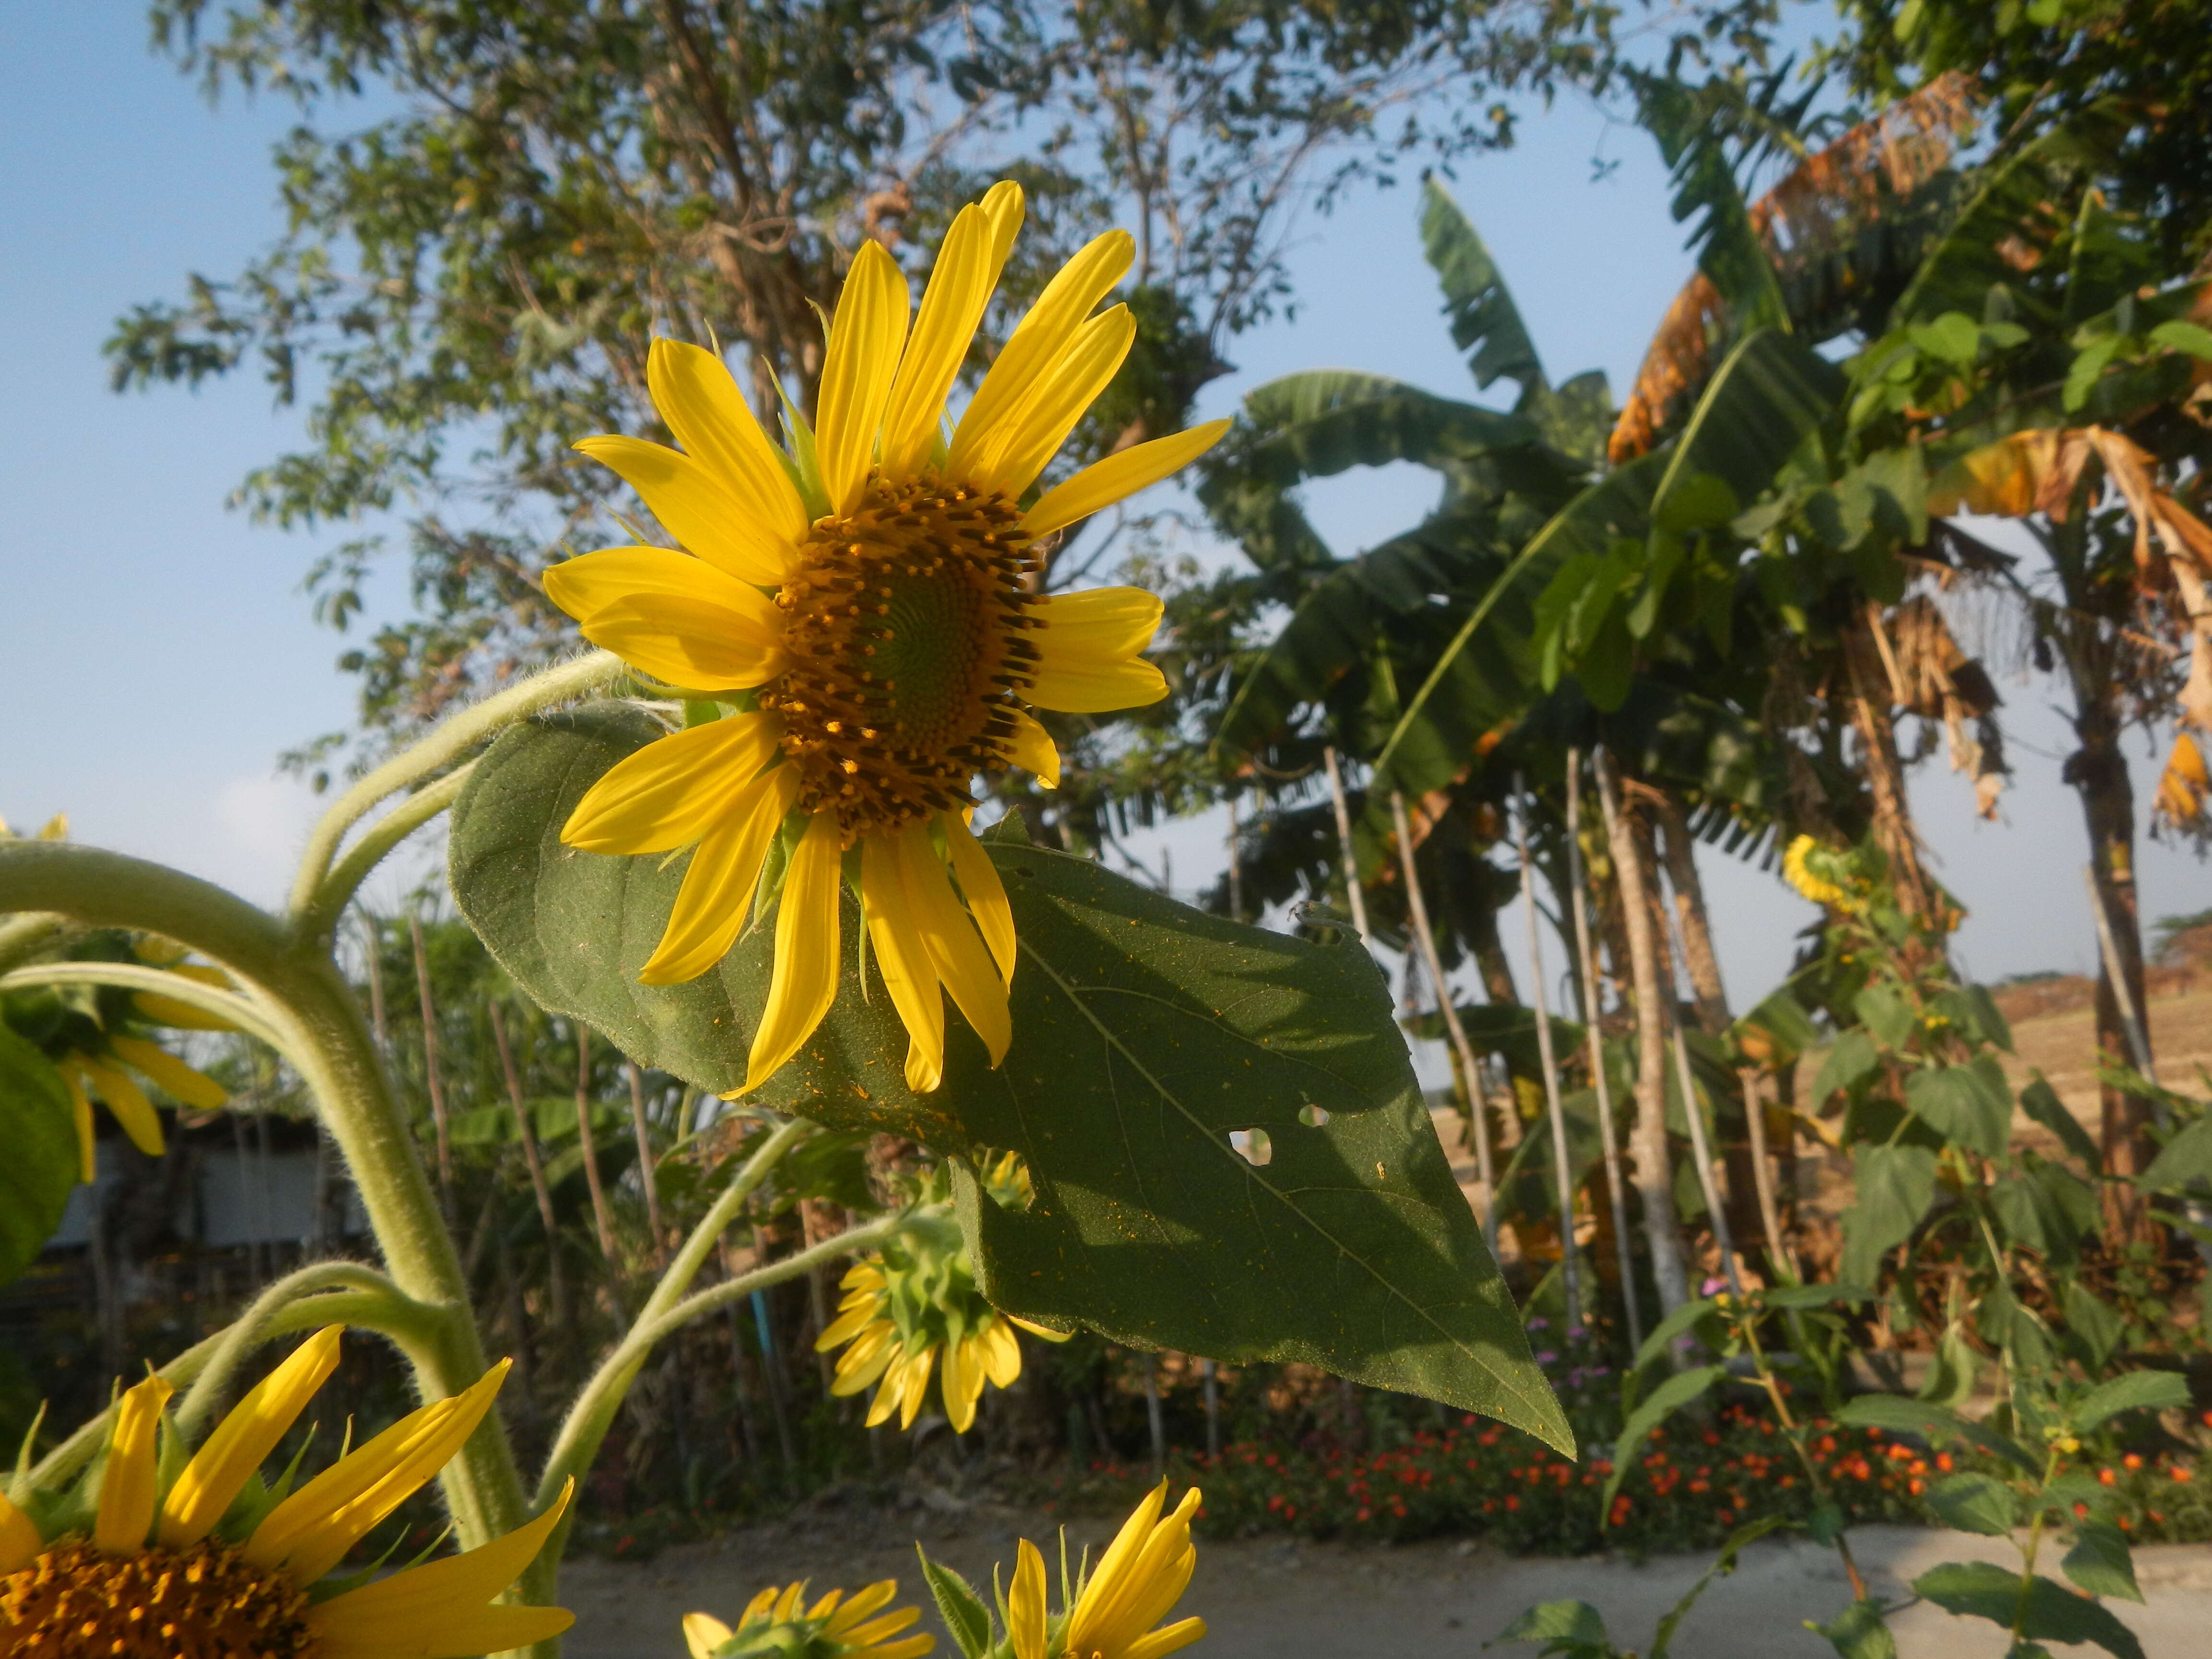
[1391,789,1495,1247]
[1227,794,1244,924]
[1321,747,1372,941]
[1564,751,1641,1349]
[1738,1065,1796,1279]
[627,1060,667,1262]
[576,1026,620,1262]
[490,1001,565,1327]
[1591,753,1692,1316]
[406,914,454,1216]
[1670,1021,1744,1298]
[1513,776,1581,1325]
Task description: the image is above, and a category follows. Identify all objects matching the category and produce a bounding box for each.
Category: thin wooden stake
[1739,1065,1796,1279]
[1656,902,1744,1297]
[1514,775,1580,1326]
[407,914,453,1215]
[1322,747,1372,941]
[1226,794,1244,924]
[1391,789,1495,1248]
[490,1001,565,1326]
[576,1026,620,1261]
[1565,749,1642,1350]
[627,1060,667,1262]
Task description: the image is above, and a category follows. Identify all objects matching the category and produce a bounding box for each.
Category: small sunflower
[1003,1481,1205,1659]
[682,1579,933,1659]
[0,929,233,1182]
[0,1328,573,1659]
[547,179,1229,1095]
[1780,834,1855,913]
[817,1158,1068,1432]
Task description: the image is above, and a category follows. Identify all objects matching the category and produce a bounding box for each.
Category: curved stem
[0,912,76,975]
[640,1115,814,1327]
[294,761,478,948]
[288,650,625,920]
[0,962,298,1060]
[175,1261,450,1438]
[23,1288,438,1497]
[0,841,528,1551]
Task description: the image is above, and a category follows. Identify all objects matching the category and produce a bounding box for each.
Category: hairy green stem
[294,761,479,947]
[174,1261,449,1438]
[0,841,528,1551]
[0,911,76,975]
[1736,1308,1868,1603]
[640,1115,815,1326]
[0,961,298,1060]
[288,650,625,919]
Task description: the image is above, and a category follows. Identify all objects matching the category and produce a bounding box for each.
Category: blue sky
[4,3,2204,1023]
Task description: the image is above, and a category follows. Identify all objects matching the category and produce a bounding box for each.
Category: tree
[111,0,1606,774]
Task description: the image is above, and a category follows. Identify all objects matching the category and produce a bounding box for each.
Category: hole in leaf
[1298,1104,1330,1128]
[1229,1128,1273,1166]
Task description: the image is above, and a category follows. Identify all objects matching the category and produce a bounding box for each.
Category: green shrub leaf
[1923,1471,2017,1536]
[1601,1365,1726,1516]
[2065,1518,2143,1604]
[0,1025,80,1288]
[1912,1562,2143,1659]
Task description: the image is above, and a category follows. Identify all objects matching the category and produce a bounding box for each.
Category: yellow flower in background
[1003,1481,1206,1659]
[0,1329,573,1659]
[548,179,1229,1096]
[817,1157,1068,1432]
[1781,834,1852,912]
[682,1578,933,1659]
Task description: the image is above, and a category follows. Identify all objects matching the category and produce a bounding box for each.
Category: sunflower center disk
[1,1537,316,1659]
[772,476,1039,838]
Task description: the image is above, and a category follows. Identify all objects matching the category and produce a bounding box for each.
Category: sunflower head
[0,929,234,1182]
[544,180,1228,1096]
[815,1192,1066,1433]
[683,1579,933,1659]
[0,1330,573,1659]
[930,1480,1204,1659]
[1780,834,1861,914]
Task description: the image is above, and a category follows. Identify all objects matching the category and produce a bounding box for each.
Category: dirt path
[559,1497,2212,1658]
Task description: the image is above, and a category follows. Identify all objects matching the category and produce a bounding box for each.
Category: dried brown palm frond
[1610,72,1979,465]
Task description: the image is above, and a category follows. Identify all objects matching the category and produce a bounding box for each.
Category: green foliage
[0,1024,80,1289]
[448,706,1570,1446]
[1912,1561,2144,1659]
[915,1551,993,1659]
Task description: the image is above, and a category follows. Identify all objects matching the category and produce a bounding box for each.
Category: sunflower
[1779,834,1853,913]
[1004,1481,1205,1659]
[546,180,1229,1095]
[816,1159,1068,1432]
[682,1579,933,1659]
[0,927,233,1183]
[0,1327,573,1659]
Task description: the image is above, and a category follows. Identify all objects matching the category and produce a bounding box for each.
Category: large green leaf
[1911,1562,2143,1659]
[0,1024,80,1287]
[1903,1058,2012,1159]
[1840,1143,1939,1287]
[449,707,1570,1448]
[1420,180,1544,394]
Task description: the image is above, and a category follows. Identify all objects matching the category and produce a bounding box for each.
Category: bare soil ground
[560,1492,2212,1658]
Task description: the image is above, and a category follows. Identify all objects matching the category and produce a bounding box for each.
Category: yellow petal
[639,766,801,985]
[563,712,784,854]
[159,1325,344,1548]
[832,1323,900,1395]
[1024,421,1231,539]
[818,240,912,516]
[110,1036,227,1112]
[248,1361,510,1582]
[1009,1314,1074,1343]
[1002,709,1060,788]
[880,199,1013,478]
[864,832,946,1095]
[1010,1538,1048,1659]
[648,338,809,576]
[76,1056,165,1158]
[1027,587,1168,713]
[815,1302,882,1353]
[575,434,787,587]
[892,828,1010,1066]
[808,1587,846,1622]
[1123,1616,1208,1659]
[940,1333,979,1434]
[744,811,845,1090]
[542,544,778,629]
[93,1374,171,1555]
[684,1612,735,1659]
[0,1490,38,1574]
[826,1580,900,1635]
[974,305,1137,497]
[941,814,1015,987]
[951,229,1133,479]
[304,1479,575,1659]
[841,1608,923,1647]
[577,592,785,692]
[774,1582,806,1623]
[864,1353,907,1428]
[872,1638,937,1659]
[1070,1480,1169,1640]
[896,1344,935,1429]
[979,1316,1022,1388]
[742,1587,780,1624]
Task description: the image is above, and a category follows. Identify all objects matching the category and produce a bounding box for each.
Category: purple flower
[1527,1317,1550,1331]
[1535,1350,1558,1365]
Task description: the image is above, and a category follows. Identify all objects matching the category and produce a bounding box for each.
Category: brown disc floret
[771,474,1040,838]
[1,1537,317,1659]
